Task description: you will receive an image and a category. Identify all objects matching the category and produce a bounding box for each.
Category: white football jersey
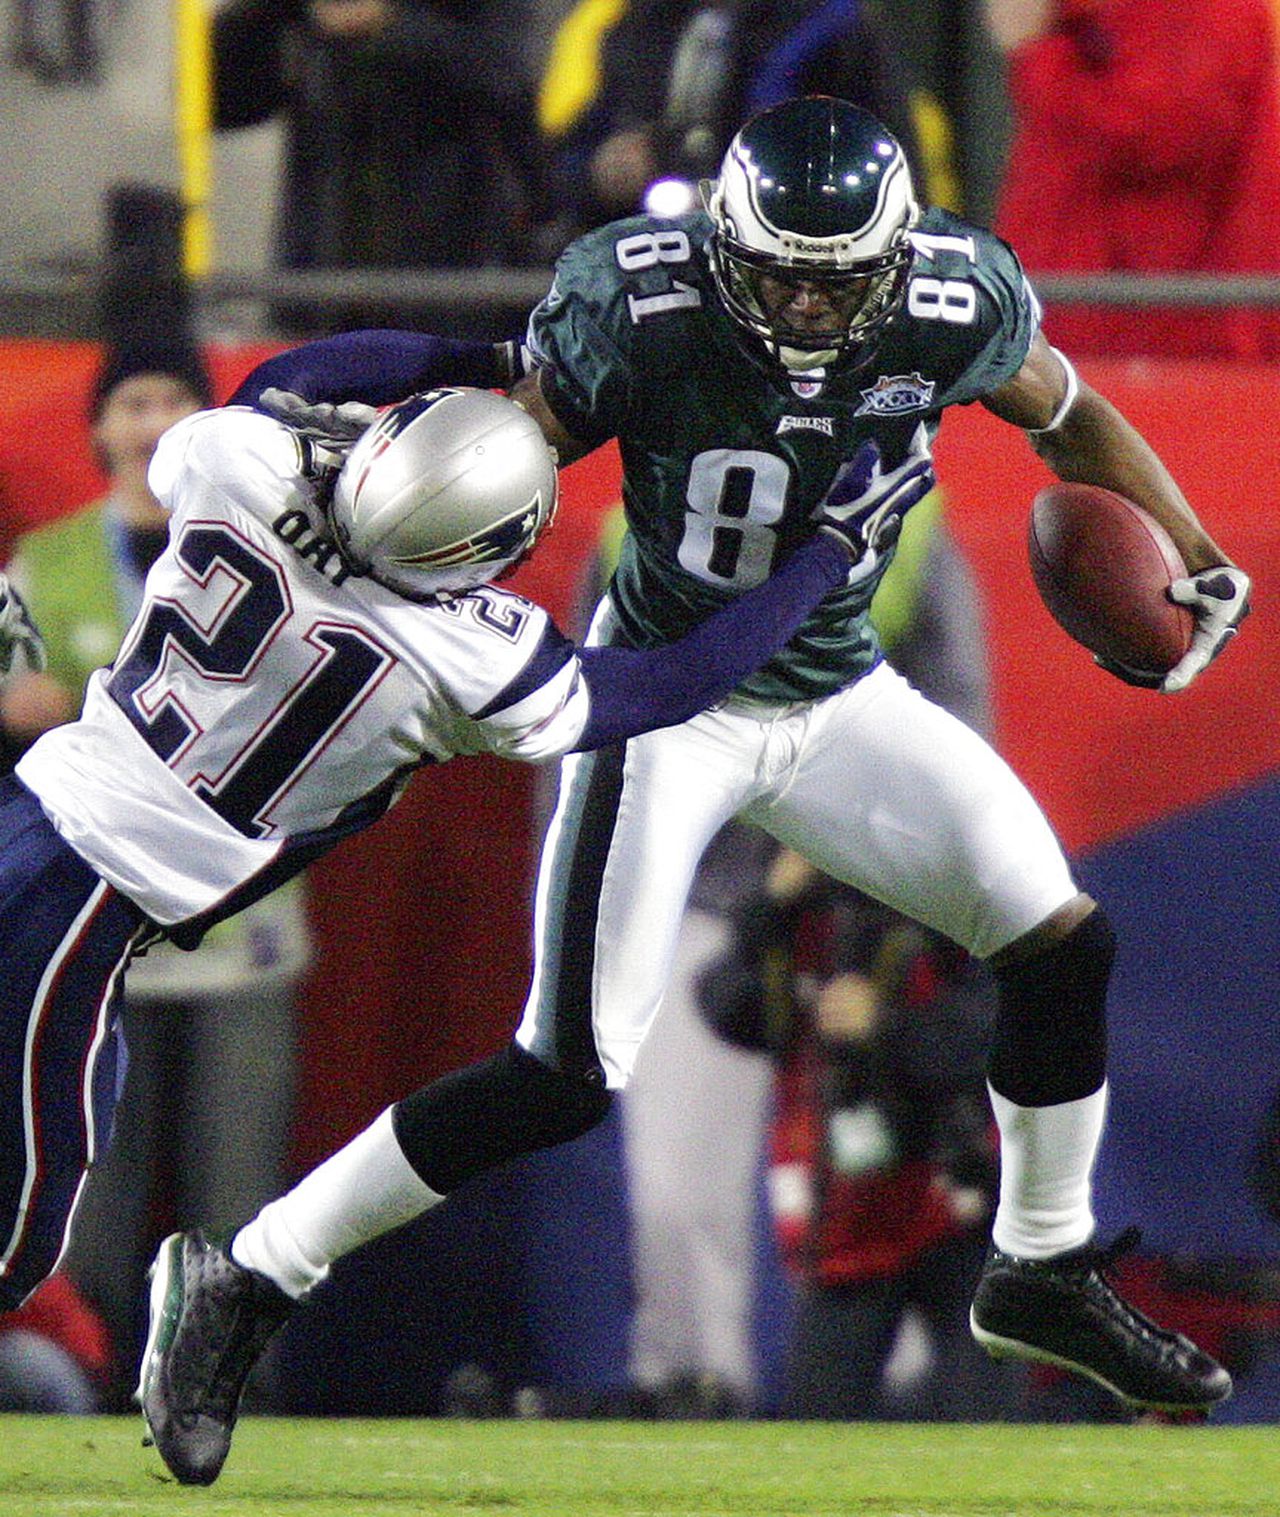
[19,407,590,929]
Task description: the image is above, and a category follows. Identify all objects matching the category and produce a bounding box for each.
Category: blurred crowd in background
[2,0,1280,1423]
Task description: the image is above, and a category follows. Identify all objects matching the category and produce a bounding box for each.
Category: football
[1028,483,1194,676]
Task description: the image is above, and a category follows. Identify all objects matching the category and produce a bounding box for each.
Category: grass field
[1,1416,1279,1516]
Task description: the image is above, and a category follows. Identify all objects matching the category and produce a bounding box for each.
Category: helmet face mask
[327,389,559,600]
[703,96,918,375]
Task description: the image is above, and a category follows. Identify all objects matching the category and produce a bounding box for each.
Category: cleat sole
[137,1233,185,1429]
[970,1307,1232,1413]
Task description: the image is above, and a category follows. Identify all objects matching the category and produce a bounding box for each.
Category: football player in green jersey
[506,96,1247,1412]
[137,98,1249,1478]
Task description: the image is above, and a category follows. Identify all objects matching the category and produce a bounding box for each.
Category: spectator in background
[984,0,1280,358]
[699,850,1022,1421]
[1,336,312,1407]
[0,338,214,750]
[212,0,551,331]
[539,0,932,236]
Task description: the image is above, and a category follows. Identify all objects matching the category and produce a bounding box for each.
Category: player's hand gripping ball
[1028,483,1195,688]
[1029,483,1251,691]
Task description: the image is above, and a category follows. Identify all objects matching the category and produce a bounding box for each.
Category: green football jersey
[528,207,1038,702]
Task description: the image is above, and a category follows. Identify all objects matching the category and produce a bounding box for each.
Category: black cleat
[970,1227,1233,1412]
[137,1230,294,1485]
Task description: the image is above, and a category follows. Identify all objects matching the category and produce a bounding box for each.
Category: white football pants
[517,660,1076,1090]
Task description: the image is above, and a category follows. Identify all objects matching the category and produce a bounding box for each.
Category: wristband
[1027,348,1080,436]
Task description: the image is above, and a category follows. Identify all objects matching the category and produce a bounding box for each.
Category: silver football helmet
[703,96,919,375]
[327,388,559,599]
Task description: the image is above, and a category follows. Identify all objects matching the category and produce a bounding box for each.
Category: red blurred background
[2,341,1276,1170]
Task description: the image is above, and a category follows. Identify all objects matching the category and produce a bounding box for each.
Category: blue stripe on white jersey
[471,620,575,720]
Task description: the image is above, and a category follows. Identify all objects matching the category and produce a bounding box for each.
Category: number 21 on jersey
[107,522,392,839]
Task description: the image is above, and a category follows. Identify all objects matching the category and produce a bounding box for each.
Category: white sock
[988,1082,1108,1259]
[231,1107,444,1298]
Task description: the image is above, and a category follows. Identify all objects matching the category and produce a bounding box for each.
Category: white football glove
[258,387,380,474]
[0,572,46,680]
[812,422,935,584]
[1162,564,1251,693]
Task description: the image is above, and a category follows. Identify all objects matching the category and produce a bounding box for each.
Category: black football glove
[812,423,935,586]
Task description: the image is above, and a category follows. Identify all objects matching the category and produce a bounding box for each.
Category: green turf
[0,1416,1277,1516]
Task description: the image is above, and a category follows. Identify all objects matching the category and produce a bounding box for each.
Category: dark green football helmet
[702,96,918,376]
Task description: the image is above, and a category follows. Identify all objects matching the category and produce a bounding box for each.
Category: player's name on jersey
[272,508,353,587]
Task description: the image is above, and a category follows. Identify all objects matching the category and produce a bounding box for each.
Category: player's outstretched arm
[570,534,853,751]
[984,331,1250,692]
[226,331,524,411]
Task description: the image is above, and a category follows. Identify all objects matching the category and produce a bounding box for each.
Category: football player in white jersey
[0,371,900,1386]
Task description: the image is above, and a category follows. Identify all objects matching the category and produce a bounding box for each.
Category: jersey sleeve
[910,217,1042,409]
[148,408,308,529]
[467,619,593,762]
[473,643,592,762]
[525,224,637,446]
[961,230,1042,400]
[410,590,593,762]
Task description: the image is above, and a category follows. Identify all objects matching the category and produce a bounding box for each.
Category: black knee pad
[988,907,1116,1107]
[391,1041,613,1194]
